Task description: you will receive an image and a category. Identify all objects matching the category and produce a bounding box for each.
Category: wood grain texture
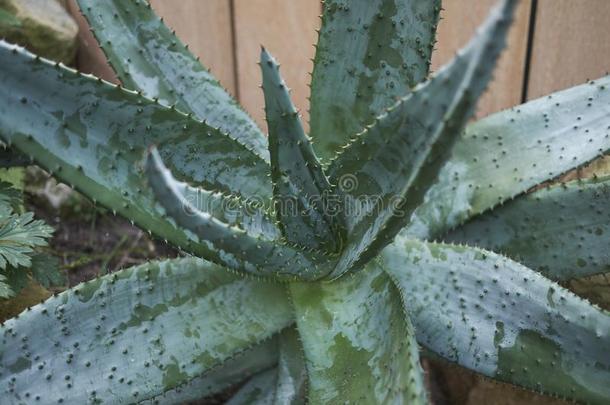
[149,0,236,94]
[527,0,610,100]
[432,0,532,117]
[232,0,321,131]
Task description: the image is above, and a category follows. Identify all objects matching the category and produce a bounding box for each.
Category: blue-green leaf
[146,147,280,241]
[290,264,427,404]
[146,148,330,280]
[0,41,270,263]
[141,338,279,404]
[274,327,307,404]
[261,48,344,252]
[327,0,518,278]
[227,368,278,405]
[309,0,441,160]
[382,237,610,404]
[225,328,307,405]
[0,257,293,403]
[445,176,610,281]
[76,0,268,159]
[406,76,610,240]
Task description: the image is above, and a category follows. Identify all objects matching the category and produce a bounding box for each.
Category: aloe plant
[0,0,609,403]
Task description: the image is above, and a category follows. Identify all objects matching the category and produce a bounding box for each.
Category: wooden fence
[68,0,610,130]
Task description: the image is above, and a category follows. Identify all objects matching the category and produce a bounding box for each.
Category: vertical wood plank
[67,0,236,94]
[149,0,236,95]
[432,0,532,117]
[232,0,321,130]
[527,0,610,100]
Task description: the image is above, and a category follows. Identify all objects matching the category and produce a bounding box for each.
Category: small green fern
[0,211,52,270]
[0,181,56,298]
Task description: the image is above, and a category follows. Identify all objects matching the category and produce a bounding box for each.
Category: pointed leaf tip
[326,0,519,278]
[147,148,329,280]
[260,49,346,252]
[309,0,442,161]
[406,75,610,240]
[0,42,277,269]
[76,0,269,159]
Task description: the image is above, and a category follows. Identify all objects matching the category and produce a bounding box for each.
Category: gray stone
[0,0,78,63]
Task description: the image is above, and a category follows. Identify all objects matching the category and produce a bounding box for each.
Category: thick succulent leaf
[290,264,427,404]
[261,48,343,252]
[76,0,268,159]
[178,182,279,240]
[227,368,278,405]
[0,257,293,403]
[141,338,279,405]
[223,328,307,405]
[0,42,271,262]
[407,75,610,240]
[146,148,330,280]
[0,42,270,197]
[446,176,610,281]
[382,237,610,404]
[309,0,441,160]
[274,327,307,405]
[0,212,53,270]
[327,0,517,279]
[146,147,280,241]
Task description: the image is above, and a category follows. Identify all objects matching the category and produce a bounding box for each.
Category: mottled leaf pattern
[327,0,517,278]
[141,338,279,404]
[0,1,609,404]
[0,258,292,403]
[261,48,343,251]
[383,237,610,404]
[291,264,427,404]
[0,42,270,264]
[274,328,308,404]
[77,0,268,159]
[445,176,610,281]
[146,148,330,280]
[407,76,610,240]
[310,0,441,160]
